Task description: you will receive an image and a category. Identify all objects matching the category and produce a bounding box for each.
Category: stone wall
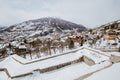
[39,57,82,73]
[0,68,11,77]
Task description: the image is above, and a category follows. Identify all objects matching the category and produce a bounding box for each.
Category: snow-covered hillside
[0,17,86,41]
[0,25,7,32]
[6,17,86,32]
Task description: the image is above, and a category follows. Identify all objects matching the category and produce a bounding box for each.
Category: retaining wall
[39,57,82,73]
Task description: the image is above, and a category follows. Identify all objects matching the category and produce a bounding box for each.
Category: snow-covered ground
[12,61,111,80]
[0,48,112,80]
[0,71,9,80]
[85,62,120,80]
[13,62,89,80]
[0,56,32,77]
[13,47,84,64]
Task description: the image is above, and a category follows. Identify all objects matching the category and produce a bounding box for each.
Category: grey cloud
[0,0,120,28]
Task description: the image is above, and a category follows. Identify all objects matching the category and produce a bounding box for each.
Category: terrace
[0,47,112,80]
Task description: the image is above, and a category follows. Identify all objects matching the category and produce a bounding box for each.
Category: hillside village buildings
[0,20,120,80]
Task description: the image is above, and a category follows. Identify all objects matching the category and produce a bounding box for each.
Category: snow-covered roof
[10,41,19,47]
[29,31,42,37]
[18,45,27,49]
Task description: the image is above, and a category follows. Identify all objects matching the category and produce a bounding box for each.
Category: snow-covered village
[0,0,120,80]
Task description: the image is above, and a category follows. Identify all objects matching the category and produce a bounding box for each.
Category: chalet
[8,41,28,56]
[116,30,120,35]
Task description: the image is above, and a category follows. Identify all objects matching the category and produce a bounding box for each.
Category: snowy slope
[6,17,86,32]
[1,17,86,39]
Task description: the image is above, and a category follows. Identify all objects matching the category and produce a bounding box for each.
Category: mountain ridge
[0,17,87,41]
[5,17,87,32]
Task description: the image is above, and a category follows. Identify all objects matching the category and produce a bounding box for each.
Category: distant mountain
[1,17,87,40]
[5,17,86,32]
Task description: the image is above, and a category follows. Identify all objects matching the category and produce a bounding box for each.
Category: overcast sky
[0,0,120,28]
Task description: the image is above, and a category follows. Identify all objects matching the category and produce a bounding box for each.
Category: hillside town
[0,19,120,80]
[0,0,120,79]
[0,20,120,59]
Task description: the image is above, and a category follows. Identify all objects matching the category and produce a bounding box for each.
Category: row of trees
[0,34,102,59]
[1,36,89,59]
[6,38,75,59]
